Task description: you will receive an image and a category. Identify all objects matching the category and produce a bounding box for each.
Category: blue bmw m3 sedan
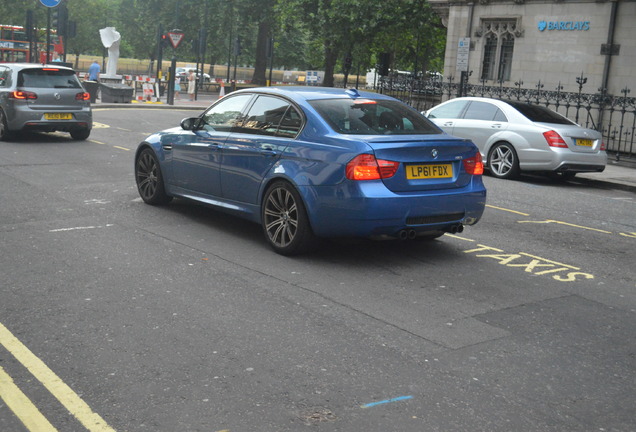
[135,87,486,255]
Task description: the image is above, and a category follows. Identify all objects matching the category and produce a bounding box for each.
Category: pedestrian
[174,77,181,100]
[187,69,195,101]
[88,60,100,81]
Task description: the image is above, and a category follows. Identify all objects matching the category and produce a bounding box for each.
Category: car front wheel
[488,142,520,179]
[135,148,172,205]
[262,181,315,255]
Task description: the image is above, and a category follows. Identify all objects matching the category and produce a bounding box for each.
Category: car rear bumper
[519,148,607,173]
[7,107,92,132]
[302,179,487,238]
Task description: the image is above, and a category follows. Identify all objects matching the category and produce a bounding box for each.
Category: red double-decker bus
[0,24,64,63]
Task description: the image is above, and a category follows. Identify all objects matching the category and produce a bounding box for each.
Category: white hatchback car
[425,97,607,179]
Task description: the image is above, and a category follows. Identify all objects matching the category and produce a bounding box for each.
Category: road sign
[40,0,62,7]
[167,32,185,49]
[456,37,470,72]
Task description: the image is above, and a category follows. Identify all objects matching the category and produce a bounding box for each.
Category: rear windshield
[506,101,575,125]
[18,68,82,89]
[309,98,441,135]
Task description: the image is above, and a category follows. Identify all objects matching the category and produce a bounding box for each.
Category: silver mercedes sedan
[425,97,607,179]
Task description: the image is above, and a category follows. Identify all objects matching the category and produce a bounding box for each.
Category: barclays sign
[538,21,590,31]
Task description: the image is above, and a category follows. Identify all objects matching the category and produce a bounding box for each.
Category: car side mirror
[180,117,200,131]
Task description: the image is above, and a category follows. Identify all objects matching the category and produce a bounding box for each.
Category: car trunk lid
[363,134,479,192]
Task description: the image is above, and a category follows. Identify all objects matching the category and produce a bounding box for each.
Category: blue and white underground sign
[40,0,62,7]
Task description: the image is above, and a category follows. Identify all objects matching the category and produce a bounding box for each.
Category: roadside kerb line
[0,323,116,432]
[0,366,58,432]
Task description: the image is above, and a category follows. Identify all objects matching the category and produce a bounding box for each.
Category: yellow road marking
[92,122,110,129]
[0,366,58,432]
[445,234,475,242]
[518,252,580,270]
[89,140,106,145]
[620,232,636,238]
[0,323,116,432]
[113,146,130,151]
[486,204,530,216]
[517,219,612,234]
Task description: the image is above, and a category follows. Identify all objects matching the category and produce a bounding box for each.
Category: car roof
[232,86,398,103]
[1,63,75,72]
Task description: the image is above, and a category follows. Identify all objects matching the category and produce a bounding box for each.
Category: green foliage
[2,0,447,85]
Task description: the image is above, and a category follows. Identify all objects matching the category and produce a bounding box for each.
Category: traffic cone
[219,82,225,99]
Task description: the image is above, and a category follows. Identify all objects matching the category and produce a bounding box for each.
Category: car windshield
[310,98,440,135]
[18,68,81,89]
[506,101,575,125]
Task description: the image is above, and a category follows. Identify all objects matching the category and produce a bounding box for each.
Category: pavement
[93,96,636,194]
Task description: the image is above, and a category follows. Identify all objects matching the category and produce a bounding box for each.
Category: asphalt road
[0,108,634,432]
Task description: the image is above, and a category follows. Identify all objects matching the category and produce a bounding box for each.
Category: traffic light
[344,55,352,72]
[161,34,171,49]
[57,5,68,36]
[67,21,76,38]
[52,9,59,28]
[25,10,34,42]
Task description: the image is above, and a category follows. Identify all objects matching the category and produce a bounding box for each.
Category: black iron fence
[376,74,636,160]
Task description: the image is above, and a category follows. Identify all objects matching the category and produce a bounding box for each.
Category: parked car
[176,67,211,83]
[0,63,92,141]
[424,97,607,179]
[134,87,486,255]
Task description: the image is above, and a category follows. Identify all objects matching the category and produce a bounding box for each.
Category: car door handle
[491,124,502,129]
[260,144,277,157]
[443,121,454,127]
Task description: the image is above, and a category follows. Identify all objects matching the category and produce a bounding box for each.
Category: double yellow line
[0,323,116,432]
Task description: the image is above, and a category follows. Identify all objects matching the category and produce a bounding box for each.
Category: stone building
[429,0,634,96]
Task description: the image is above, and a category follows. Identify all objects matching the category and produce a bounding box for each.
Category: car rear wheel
[0,110,13,141]
[70,128,91,140]
[488,142,520,179]
[262,181,315,255]
[135,148,172,205]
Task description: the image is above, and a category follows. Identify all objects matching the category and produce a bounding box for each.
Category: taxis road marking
[462,244,594,282]
[0,323,116,432]
[0,366,58,432]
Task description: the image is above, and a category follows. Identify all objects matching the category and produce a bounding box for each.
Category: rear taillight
[76,92,90,101]
[600,141,606,151]
[543,130,567,148]
[463,152,484,175]
[346,154,399,180]
[10,90,37,100]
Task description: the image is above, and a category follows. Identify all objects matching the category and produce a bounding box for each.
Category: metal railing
[377,74,636,160]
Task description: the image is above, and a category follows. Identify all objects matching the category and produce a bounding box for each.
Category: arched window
[478,19,518,82]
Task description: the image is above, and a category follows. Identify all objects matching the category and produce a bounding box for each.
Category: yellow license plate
[576,139,593,147]
[44,113,72,120]
[406,164,453,179]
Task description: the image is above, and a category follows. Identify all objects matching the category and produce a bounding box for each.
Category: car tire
[488,142,520,179]
[261,180,316,256]
[135,148,173,205]
[70,128,91,140]
[0,109,14,141]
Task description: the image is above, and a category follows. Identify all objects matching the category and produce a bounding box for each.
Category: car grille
[407,213,465,225]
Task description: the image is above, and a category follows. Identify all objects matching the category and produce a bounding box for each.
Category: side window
[428,100,467,119]
[463,101,503,121]
[0,66,10,87]
[277,105,303,138]
[493,108,507,122]
[201,94,252,133]
[238,95,290,136]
